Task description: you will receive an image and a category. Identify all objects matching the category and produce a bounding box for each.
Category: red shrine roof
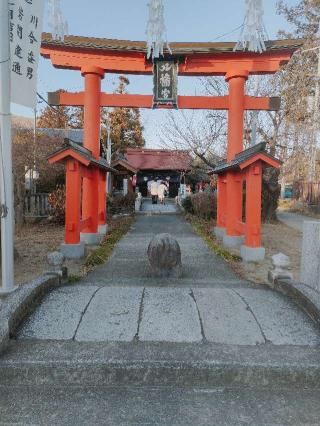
[211,143,281,175]
[41,33,302,55]
[125,149,192,172]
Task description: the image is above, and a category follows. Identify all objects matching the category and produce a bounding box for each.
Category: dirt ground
[0,222,66,287]
[230,221,302,285]
[278,199,320,219]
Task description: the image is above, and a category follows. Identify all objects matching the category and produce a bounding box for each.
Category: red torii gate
[41,34,300,259]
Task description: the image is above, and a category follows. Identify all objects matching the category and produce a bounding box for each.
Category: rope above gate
[235,0,268,53]
[48,0,68,41]
[146,0,170,60]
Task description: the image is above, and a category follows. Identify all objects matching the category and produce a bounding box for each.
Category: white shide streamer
[48,0,68,41]
[146,0,170,60]
[235,0,268,53]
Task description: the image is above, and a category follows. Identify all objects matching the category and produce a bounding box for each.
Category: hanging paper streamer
[146,0,170,60]
[48,0,68,41]
[235,0,268,53]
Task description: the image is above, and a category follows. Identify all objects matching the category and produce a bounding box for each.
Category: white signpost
[10,0,45,108]
[0,0,44,293]
[0,0,66,293]
[0,0,14,293]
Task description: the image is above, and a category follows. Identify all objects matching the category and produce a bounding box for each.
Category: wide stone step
[1,341,320,388]
[1,384,320,425]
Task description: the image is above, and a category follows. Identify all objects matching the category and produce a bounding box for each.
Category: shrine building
[112,148,191,197]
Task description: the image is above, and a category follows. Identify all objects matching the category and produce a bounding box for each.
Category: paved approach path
[17,213,320,346]
[140,198,179,214]
[277,211,320,232]
[2,212,320,425]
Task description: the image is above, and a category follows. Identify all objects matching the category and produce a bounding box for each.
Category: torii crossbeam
[41,34,301,260]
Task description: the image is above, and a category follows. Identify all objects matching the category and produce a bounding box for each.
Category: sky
[13,0,299,147]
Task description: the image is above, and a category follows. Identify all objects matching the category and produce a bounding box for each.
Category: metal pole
[0,0,15,293]
[33,108,37,195]
[106,121,112,194]
[309,48,320,184]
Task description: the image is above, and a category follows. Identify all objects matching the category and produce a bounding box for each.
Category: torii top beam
[41,33,302,76]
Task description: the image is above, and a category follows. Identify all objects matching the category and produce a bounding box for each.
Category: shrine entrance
[43,34,299,261]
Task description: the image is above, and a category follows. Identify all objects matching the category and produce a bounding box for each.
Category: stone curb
[136,211,180,216]
[2,341,320,388]
[0,274,63,355]
[267,278,320,328]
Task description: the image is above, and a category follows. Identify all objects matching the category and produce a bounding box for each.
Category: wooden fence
[24,193,51,218]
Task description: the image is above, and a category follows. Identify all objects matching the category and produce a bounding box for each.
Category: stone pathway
[17,214,320,346]
[140,198,178,214]
[2,213,320,425]
[277,211,320,232]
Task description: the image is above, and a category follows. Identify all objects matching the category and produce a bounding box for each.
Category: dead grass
[278,199,320,219]
[185,215,241,263]
[0,216,134,287]
[226,222,301,285]
[185,214,302,285]
[0,221,64,287]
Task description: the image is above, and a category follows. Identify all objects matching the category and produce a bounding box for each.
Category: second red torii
[41,34,300,260]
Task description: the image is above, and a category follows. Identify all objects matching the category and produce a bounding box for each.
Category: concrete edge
[0,274,63,354]
[2,340,320,388]
[136,211,180,216]
[267,277,320,328]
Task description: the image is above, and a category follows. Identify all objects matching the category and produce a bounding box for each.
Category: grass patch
[84,216,134,270]
[67,274,82,284]
[185,214,241,263]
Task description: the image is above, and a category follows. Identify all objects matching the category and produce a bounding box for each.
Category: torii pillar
[80,66,108,244]
[222,69,249,248]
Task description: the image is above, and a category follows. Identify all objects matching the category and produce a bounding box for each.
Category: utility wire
[209,23,244,42]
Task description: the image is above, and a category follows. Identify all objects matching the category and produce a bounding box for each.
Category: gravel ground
[231,221,302,284]
[0,222,64,287]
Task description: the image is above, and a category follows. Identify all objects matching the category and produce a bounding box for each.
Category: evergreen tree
[37,90,83,129]
[107,76,145,157]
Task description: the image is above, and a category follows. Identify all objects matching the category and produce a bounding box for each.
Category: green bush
[181,196,194,214]
[191,192,217,220]
[107,192,137,215]
[182,192,217,219]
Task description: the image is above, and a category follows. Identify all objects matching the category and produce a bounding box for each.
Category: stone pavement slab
[139,288,202,343]
[235,288,320,346]
[75,287,143,342]
[15,284,320,346]
[193,288,264,345]
[18,286,99,340]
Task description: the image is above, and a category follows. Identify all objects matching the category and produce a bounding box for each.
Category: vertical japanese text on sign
[153,60,178,107]
[9,0,44,108]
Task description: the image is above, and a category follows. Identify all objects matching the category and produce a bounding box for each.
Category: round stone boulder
[147,233,182,278]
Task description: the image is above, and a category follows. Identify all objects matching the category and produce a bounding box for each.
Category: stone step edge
[1,341,320,388]
[0,274,64,356]
[136,212,181,216]
[267,278,320,328]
